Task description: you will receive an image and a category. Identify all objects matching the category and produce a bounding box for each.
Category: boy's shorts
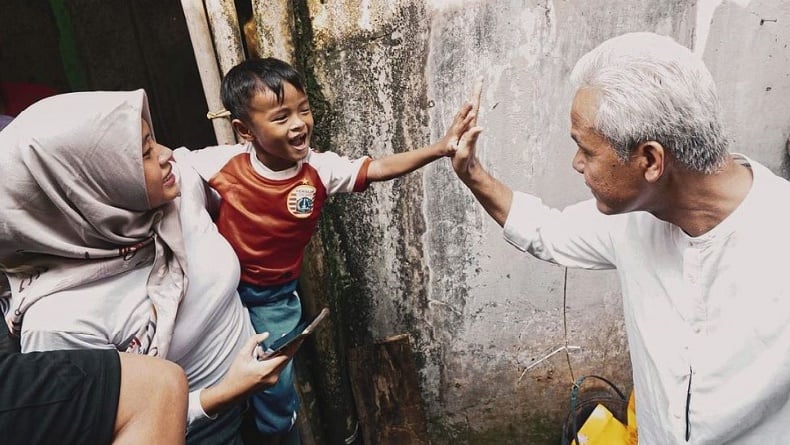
[0,348,121,445]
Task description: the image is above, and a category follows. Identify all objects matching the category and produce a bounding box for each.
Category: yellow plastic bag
[563,376,634,445]
[571,403,629,445]
[626,391,637,445]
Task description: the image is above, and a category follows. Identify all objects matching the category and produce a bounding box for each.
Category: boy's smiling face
[233,81,313,171]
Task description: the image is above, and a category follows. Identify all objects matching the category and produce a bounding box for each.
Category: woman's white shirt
[21,161,252,426]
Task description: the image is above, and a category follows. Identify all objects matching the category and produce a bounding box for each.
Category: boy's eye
[299,108,311,114]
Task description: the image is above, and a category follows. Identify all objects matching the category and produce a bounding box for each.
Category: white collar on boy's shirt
[247,143,312,181]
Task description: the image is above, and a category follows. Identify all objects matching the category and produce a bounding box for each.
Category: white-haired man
[453,32,790,443]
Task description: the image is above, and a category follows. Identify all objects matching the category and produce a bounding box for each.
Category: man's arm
[451,80,513,226]
[365,98,478,182]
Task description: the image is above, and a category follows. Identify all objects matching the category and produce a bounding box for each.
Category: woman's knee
[153,359,189,396]
[118,353,188,412]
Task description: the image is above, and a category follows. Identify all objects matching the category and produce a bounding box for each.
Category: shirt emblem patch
[288,183,316,218]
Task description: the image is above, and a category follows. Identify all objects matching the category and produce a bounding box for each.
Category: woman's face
[141,119,179,208]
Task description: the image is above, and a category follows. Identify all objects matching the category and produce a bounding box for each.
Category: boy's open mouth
[289,133,308,149]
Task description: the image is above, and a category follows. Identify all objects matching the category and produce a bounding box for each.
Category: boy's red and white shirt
[175,144,370,287]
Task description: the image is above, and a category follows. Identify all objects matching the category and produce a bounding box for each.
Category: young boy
[179,57,476,439]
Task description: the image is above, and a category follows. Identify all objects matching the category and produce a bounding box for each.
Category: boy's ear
[232,118,255,142]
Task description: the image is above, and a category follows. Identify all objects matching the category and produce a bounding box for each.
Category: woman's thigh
[0,349,120,445]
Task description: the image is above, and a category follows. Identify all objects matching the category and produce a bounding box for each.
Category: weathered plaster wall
[255,0,790,443]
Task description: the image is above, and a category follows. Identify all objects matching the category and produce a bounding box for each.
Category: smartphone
[259,308,329,359]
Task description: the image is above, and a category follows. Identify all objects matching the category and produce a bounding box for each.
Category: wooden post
[348,334,430,445]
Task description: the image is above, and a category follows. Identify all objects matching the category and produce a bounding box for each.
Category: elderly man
[453,32,790,443]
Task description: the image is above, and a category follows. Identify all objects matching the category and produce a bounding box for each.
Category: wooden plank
[348,334,430,445]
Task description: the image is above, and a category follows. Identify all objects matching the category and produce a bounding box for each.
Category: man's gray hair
[570,32,729,174]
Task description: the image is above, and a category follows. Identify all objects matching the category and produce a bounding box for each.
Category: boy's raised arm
[365,93,478,182]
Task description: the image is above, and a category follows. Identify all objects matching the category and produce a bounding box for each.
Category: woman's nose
[157,145,173,165]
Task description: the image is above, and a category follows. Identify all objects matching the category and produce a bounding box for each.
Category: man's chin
[595,200,618,215]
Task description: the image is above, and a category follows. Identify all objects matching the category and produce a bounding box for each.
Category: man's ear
[635,141,665,183]
[232,118,255,142]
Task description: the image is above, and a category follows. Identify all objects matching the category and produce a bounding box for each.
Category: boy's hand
[365,79,483,183]
[438,81,482,157]
[451,80,484,182]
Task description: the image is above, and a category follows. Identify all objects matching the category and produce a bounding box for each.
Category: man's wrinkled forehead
[570,88,600,128]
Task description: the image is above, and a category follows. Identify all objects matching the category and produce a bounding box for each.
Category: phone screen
[259,308,329,359]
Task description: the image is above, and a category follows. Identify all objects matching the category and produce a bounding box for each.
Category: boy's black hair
[221,57,307,122]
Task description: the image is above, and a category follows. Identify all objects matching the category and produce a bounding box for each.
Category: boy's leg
[113,352,188,444]
[238,282,302,436]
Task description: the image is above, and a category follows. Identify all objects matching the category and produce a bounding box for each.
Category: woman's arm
[196,332,301,419]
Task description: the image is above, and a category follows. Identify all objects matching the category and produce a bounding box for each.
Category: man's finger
[471,77,483,124]
[460,126,484,144]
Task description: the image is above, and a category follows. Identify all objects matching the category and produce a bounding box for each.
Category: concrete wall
[273,0,790,443]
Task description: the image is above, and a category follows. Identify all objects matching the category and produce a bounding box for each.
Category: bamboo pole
[179,0,235,144]
[204,0,244,75]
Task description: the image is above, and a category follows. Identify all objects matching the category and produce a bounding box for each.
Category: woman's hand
[199,332,303,417]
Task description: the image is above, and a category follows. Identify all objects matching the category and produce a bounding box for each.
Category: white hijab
[0,90,187,358]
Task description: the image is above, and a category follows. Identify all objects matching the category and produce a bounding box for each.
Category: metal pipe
[179,0,236,144]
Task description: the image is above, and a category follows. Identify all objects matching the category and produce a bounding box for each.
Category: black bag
[561,375,628,445]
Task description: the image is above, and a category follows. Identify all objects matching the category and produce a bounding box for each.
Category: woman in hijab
[0,90,298,443]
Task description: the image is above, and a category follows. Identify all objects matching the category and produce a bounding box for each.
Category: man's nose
[572,150,584,174]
